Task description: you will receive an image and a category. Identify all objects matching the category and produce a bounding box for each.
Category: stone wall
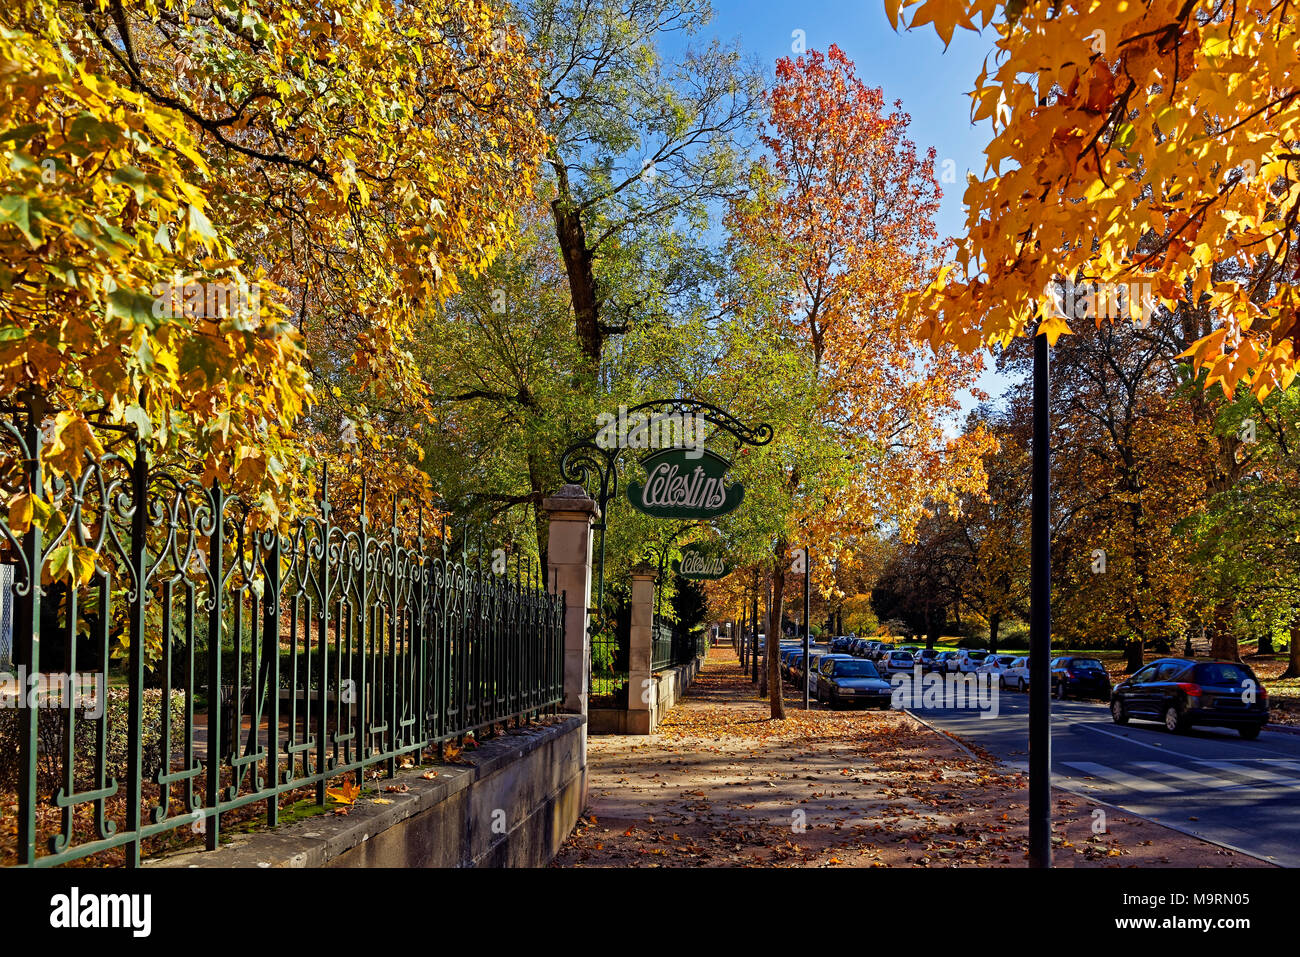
[588,655,704,735]
[150,715,586,869]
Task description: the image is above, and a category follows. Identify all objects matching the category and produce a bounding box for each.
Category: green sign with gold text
[671,545,732,580]
[626,447,744,520]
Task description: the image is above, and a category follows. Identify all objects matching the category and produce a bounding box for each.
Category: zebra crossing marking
[1061,761,1177,792]
[1197,760,1298,789]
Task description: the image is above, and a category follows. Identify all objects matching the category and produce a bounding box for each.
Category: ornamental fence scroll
[0,404,565,867]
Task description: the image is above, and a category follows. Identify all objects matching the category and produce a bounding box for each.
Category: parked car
[913,648,941,672]
[1110,658,1268,738]
[977,654,1019,682]
[1001,656,1030,691]
[933,651,959,673]
[808,653,854,697]
[817,657,893,709]
[831,636,856,653]
[952,650,989,674]
[1051,656,1112,700]
[804,652,828,689]
[876,649,915,677]
[783,651,808,683]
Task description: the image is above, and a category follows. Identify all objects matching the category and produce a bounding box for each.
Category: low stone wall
[588,655,704,735]
[150,714,586,869]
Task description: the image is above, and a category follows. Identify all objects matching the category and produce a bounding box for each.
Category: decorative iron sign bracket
[558,399,773,612]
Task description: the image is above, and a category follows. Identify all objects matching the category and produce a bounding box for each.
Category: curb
[1262,722,1300,736]
[1050,781,1282,868]
[903,708,982,761]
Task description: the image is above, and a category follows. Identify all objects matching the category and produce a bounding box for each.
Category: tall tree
[522,0,761,365]
[410,201,592,563]
[1183,387,1300,667]
[0,2,309,510]
[950,406,1031,651]
[728,46,991,717]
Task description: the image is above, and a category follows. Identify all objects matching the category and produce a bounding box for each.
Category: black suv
[1110,658,1269,739]
[1050,656,1112,700]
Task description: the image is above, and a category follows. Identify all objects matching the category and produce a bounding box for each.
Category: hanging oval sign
[626,447,744,519]
[672,546,732,580]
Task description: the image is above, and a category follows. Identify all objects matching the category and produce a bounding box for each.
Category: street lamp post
[803,546,811,710]
[1029,327,1053,868]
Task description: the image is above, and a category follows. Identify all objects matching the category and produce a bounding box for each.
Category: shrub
[0,686,186,794]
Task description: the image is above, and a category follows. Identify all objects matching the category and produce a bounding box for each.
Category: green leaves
[46,542,98,586]
[106,285,158,327]
[0,194,36,246]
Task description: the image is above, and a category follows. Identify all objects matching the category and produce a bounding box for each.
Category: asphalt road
[907,691,1300,866]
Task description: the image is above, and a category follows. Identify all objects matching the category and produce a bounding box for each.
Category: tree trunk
[1259,631,1275,655]
[767,546,788,719]
[550,190,602,364]
[1124,638,1144,672]
[1283,618,1300,679]
[988,612,1000,654]
[1208,600,1240,661]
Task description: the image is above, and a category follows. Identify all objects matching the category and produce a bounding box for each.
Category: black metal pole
[803,547,811,710]
[1029,327,1053,868]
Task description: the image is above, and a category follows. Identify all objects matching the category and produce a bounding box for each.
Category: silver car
[877,650,915,677]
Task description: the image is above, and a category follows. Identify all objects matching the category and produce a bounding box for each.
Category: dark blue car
[1110,658,1268,739]
[816,657,893,710]
[1050,656,1112,701]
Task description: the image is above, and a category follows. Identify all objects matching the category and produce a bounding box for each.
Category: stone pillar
[543,484,599,717]
[627,564,657,735]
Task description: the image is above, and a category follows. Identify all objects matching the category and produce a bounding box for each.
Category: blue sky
[705,0,994,246]
[690,1,1018,410]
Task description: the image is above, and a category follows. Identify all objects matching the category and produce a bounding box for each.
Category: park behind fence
[0,402,566,867]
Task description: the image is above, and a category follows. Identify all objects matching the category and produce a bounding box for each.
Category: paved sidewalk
[554,644,1271,867]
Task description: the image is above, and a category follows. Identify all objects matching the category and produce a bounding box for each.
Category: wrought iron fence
[588,605,628,703]
[651,619,675,671]
[652,620,710,672]
[0,406,565,867]
[0,564,11,671]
